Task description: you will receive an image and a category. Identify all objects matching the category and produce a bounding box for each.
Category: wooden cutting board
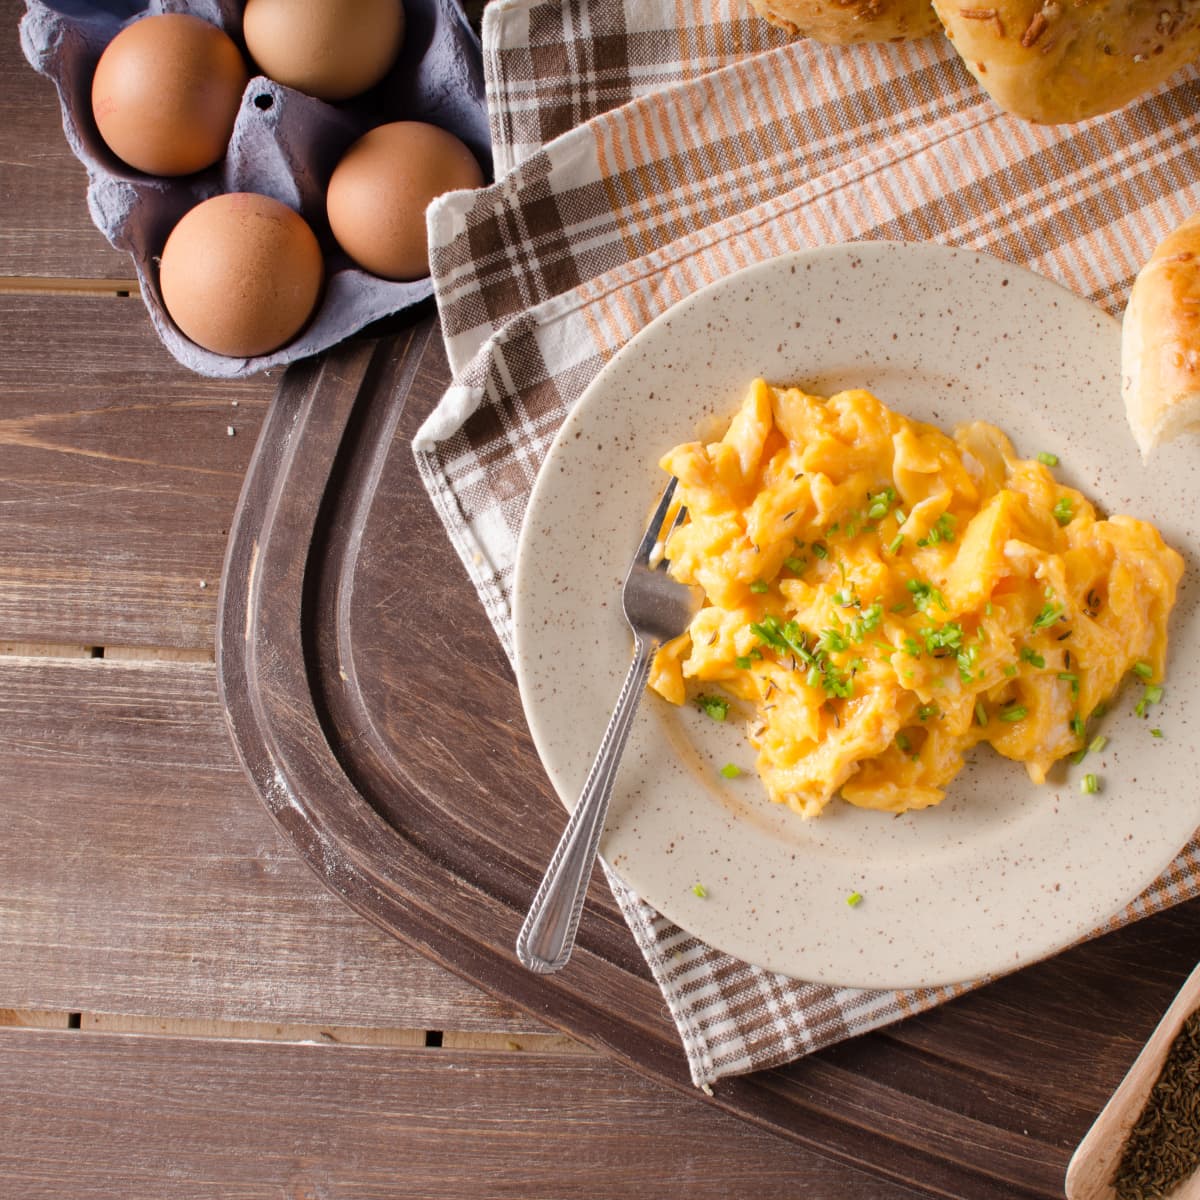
[216,317,1200,1200]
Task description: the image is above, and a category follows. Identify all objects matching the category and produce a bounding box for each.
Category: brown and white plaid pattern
[412,0,1200,1087]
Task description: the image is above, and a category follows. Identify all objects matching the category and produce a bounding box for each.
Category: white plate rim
[512,241,1200,989]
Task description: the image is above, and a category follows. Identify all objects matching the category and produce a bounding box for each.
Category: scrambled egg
[650,380,1184,818]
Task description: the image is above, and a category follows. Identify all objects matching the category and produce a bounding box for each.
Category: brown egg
[326,122,484,281]
[242,0,405,102]
[159,193,324,358]
[91,14,247,177]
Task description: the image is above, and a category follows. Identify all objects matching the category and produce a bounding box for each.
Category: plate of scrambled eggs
[513,242,1199,989]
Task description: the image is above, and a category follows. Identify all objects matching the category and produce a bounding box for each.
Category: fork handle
[516,637,655,974]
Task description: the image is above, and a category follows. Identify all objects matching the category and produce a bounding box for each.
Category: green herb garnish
[1037,451,1059,467]
[719,763,742,779]
[867,487,897,521]
[696,694,730,721]
[1032,601,1064,631]
[907,578,948,613]
[917,512,957,547]
[1081,773,1099,795]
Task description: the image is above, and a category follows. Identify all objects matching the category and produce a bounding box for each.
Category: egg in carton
[19,0,491,378]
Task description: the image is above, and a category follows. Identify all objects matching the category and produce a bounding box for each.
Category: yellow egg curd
[650,379,1184,818]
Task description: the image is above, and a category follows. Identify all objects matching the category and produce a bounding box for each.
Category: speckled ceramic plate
[512,241,1200,989]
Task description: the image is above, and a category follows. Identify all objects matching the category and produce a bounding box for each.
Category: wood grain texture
[1,0,133,282]
[0,1027,930,1200]
[0,652,540,1034]
[0,293,273,647]
[216,318,1200,1199]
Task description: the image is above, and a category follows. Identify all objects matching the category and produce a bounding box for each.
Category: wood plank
[85,1014,427,1048]
[0,653,542,1035]
[0,1027,930,1199]
[0,293,273,647]
[1,1,133,281]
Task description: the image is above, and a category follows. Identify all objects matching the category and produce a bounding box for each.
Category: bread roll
[934,0,1200,123]
[1122,214,1200,458]
[748,0,942,43]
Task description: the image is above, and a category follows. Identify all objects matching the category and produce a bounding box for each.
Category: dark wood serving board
[217,316,1200,1200]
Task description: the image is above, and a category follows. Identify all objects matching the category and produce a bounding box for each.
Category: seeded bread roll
[747,0,943,43]
[933,0,1200,123]
[1122,214,1200,459]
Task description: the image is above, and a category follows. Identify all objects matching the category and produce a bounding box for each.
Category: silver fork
[516,477,694,974]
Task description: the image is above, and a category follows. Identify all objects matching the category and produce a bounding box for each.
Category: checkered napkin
[412,0,1200,1088]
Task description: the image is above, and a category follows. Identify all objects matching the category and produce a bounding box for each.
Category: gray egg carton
[20,0,490,377]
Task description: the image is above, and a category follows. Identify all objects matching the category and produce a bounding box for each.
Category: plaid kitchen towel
[412,0,1200,1088]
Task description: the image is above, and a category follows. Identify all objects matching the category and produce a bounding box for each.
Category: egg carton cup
[20,0,491,378]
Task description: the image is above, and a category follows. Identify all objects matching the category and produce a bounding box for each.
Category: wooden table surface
[5,6,1198,1197]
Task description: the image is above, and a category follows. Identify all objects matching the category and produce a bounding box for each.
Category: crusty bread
[934,0,1200,124]
[748,0,942,43]
[1122,214,1200,459]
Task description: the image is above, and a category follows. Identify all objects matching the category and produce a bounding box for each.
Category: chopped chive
[1057,670,1079,694]
[1032,602,1064,631]
[696,694,730,721]
[784,556,806,573]
[887,533,904,554]
[1020,646,1045,668]
[999,705,1028,723]
[749,579,769,594]
[1080,773,1099,795]
[1135,684,1164,718]
[1151,728,1164,738]
[918,703,940,721]
[1088,735,1107,754]
[896,733,911,753]
[1070,746,1088,765]
[846,891,863,907]
[1053,497,1074,526]
[692,883,708,898]
[812,542,828,560]
[735,655,752,670]
[1003,663,1018,678]
[867,488,896,520]
[1070,713,1086,738]
[719,763,742,779]
[1132,661,1154,680]
[1037,451,1059,467]
[974,700,988,726]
